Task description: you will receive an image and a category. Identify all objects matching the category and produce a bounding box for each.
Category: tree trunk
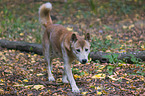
[0,39,145,63]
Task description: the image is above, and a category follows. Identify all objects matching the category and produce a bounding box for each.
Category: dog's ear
[64,34,77,51]
[71,33,78,43]
[85,33,90,41]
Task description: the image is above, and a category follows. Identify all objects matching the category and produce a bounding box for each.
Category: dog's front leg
[62,70,69,83]
[63,58,80,93]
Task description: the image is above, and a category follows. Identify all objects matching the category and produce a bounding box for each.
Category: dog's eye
[76,49,80,52]
[85,48,88,52]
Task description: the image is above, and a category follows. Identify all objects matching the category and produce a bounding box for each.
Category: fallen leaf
[0,83,4,85]
[0,79,4,82]
[128,24,134,29]
[74,75,81,79]
[97,92,102,95]
[25,85,33,88]
[106,35,112,40]
[0,52,3,55]
[108,75,120,81]
[33,85,45,90]
[141,45,145,50]
[0,88,4,93]
[67,27,73,31]
[20,33,24,36]
[23,79,28,82]
[122,25,128,29]
[98,65,105,70]
[37,73,44,76]
[81,91,88,95]
[13,84,24,87]
[91,74,106,79]
[106,50,111,52]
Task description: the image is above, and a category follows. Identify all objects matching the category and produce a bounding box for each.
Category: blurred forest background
[0,0,145,95]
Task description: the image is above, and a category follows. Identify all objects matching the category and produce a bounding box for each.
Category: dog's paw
[48,76,55,81]
[62,79,69,83]
[72,86,80,93]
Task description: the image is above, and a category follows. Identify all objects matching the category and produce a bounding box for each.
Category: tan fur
[39,2,90,93]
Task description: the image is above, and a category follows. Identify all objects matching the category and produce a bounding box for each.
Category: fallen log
[90,51,145,63]
[0,39,145,63]
[0,39,43,55]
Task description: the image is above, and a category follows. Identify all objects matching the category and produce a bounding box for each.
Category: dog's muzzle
[81,59,87,64]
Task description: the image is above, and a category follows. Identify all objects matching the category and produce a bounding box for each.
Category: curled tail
[39,2,52,27]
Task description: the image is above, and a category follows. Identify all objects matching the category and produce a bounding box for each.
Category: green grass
[0,3,42,43]
[91,36,121,52]
[88,0,145,17]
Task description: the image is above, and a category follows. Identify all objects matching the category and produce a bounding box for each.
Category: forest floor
[0,0,145,95]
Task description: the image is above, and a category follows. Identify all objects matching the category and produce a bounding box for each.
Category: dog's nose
[81,59,87,64]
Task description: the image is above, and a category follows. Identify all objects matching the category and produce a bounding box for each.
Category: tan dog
[39,2,90,93]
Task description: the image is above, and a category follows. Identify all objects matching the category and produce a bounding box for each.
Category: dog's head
[70,33,90,64]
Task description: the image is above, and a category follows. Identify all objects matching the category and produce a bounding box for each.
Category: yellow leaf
[141,45,145,50]
[28,54,31,57]
[118,63,123,67]
[81,91,88,95]
[2,55,6,61]
[0,52,3,55]
[140,76,144,81]
[96,70,102,72]
[67,27,73,31]
[91,74,106,79]
[98,65,105,70]
[122,25,128,29]
[90,85,95,88]
[74,75,81,79]
[37,73,44,76]
[25,85,33,88]
[106,35,112,40]
[42,68,47,71]
[31,58,35,63]
[96,86,102,90]
[76,15,80,19]
[97,92,102,95]
[33,85,45,90]
[19,53,24,56]
[34,54,37,56]
[0,79,4,82]
[20,33,24,36]
[108,75,120,81]
[23,79,28,82]
[129,24,134,29]
[13,84,24,87]
[126,81,129,84]
[29,69,33,72]
[0,88,4,93]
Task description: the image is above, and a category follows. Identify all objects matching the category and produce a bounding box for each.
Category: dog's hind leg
[46,53,55,81]
[43,34,55,81]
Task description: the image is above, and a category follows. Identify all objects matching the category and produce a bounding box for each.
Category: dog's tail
[39,2,52,27]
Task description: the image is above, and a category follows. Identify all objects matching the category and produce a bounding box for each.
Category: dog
[39,2,90,93]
